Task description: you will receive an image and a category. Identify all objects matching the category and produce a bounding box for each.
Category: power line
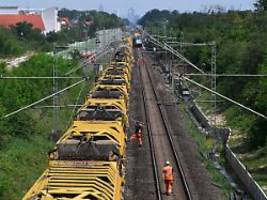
[145,31,205,74]
[33,105,83,109]
[165,43,205,74]
[64,36,119,76]
[0,76,82,79]
[144,29,267,120]
[2,79,86,119]
[64,47,110,76]
[67,81,87,126]
[183,77,267,120]
[167,41,214,47]
[185,73,267,77]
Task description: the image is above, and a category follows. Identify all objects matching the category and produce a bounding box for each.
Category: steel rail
[142,51,193,200]
[138,50,162,200]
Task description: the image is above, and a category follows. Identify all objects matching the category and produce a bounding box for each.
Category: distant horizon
[0,0,255,18]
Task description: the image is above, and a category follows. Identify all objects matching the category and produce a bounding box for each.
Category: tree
[254,0,267,11]
[11,22,34,38]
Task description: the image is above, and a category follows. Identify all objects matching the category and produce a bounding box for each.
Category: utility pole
[163,20,168,79]
[211,42,217,126]
[180,32,184,55]
[52,46,59,136]
[170,33,175,91]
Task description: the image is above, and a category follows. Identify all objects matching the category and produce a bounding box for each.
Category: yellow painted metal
[103,66,131,81]
[97,74,130,91]
[55,120,126,158]
[90,84,129,103]
[22,43,133,200]
[99,74,129,84]
[22,161,123,200]
[76,98,128,127]
[81,98,127,115]
[109,62,132,73]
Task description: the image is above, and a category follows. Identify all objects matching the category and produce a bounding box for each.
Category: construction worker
[130,121,143,147]
[162,160,174,195]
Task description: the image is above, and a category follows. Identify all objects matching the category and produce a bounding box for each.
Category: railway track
[138,53,162,199]
[138,49,193,200]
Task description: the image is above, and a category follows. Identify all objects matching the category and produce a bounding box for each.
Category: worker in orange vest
[162,160,174,195]
[130,121,143,147]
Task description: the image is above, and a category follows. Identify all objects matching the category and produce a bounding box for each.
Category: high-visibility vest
[163,166,174,181]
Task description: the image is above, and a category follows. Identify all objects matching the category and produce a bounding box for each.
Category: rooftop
[0,14,45,31]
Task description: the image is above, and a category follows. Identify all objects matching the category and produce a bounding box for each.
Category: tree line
[0,9,123,57]
[138,0,267,149]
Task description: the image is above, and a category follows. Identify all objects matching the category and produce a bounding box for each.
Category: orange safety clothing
[164,180,173,195]
[163,165,174,195]
[163,166,174,181]
[130,129,143,146]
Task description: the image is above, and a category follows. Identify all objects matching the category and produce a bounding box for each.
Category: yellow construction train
[22,38,133,200]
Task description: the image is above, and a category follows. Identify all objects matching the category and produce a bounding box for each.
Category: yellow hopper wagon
[22,161,124,200]
[50,120,126,161]
[90,85,129,105]
[75,98,128,129]
[97,75,130,91]
[103,67,131,83]
[22,38,134,200]
[113,48,133,64]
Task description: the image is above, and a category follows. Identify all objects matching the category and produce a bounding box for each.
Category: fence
[225,146,267,200]
[188,102,267,200]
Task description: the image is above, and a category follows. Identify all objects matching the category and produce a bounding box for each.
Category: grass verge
[0,133,54,199]
[179,104,233,198]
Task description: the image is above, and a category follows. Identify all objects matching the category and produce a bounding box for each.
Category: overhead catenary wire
[167,41,214,47]
[2,79,86,119]
[0,76,82,79]
[185,73,267,77]
[165,42,205,74]
[144,29,267,120]
[64,42,114,76]
[144,31,205,74]
[183,76,267,120]
[64,58,95,76]
[67,81,87,126]
[33,105,83,109]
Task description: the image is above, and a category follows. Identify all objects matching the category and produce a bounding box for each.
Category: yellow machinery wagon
[76,98,128,129]
[23,161,124,200]
[90,85,129,105]
[22,38,134,200]
[97,74,130,92]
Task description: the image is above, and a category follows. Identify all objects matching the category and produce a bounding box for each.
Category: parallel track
[139,49,193,200]
[138,52,162,200]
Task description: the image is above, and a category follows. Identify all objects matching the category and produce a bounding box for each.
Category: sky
[0,0,255,17]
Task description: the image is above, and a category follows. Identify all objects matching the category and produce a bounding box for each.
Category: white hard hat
[165,160,170,165]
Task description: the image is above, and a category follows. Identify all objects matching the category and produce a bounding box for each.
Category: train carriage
[23,37,134,200]
[22,161,124,200]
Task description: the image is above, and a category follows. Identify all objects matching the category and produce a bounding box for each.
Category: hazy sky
[0,0,255,17]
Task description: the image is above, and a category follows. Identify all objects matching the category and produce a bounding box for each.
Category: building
[0,14,45,31]
[58,17,71,29]
[0,6,65,34]
[40,7,61,34]
[0,6,19,15]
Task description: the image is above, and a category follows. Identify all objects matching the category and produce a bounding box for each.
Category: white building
[41,7,61,34]
[22,7,61,34]
[0,6,19,15]
[0,6,62,34]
